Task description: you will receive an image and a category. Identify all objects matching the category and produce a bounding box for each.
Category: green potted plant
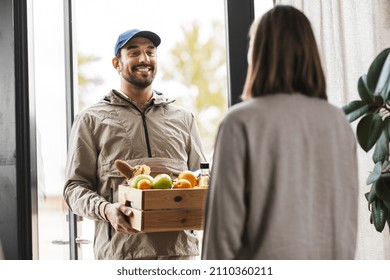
[343,48,390,233]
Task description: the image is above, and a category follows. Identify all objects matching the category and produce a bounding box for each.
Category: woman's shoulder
[225,96,279,117]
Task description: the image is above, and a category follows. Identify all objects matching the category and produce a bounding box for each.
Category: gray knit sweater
[202,93,359,260]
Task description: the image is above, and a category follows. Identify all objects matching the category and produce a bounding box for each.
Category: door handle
[52,240,69,245]
[52,238,91,245]
[75,237,92,244]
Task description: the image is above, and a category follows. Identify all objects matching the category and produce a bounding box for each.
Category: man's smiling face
[116,36,157,89]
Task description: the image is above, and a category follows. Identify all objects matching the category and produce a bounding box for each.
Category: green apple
[129,174,154,188]
[152,174,172,189]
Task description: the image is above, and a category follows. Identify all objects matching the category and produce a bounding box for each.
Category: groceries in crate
[114,159,206,189]
[115,161,208,232]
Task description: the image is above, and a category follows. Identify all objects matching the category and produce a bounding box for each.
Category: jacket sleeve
[201,116,247,259]
[63,113,109,222]
[187,113,207,170]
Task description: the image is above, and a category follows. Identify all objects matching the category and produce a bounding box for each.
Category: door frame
[64,0,79,260]
[61,0,255,260]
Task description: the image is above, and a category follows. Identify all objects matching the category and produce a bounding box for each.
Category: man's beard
[122,69,155,89]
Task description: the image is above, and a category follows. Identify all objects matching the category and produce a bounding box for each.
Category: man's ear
[112,56,121,71]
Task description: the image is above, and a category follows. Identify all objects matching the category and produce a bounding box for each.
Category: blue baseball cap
[114,29,161,56]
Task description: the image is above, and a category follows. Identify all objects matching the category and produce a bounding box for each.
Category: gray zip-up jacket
[64,89,206,259]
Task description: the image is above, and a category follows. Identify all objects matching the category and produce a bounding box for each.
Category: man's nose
[139,51,150,63]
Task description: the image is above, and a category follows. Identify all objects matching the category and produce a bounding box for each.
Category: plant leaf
[375,51,390,99]
[372,131,389,163]
[358,75,374,103]
[371,198,388,232]
[367,48,390,93]
[373,95,384,107]
[374,176,390,203]
[381,74,390,100]
[387,211,390,232]
[367,162,382,185]
[356,114,384,152]
[383,200,390,211]
[342,100,369,123]
[367,184,377,205]
[384,117,390,140]
[382,160,390,172]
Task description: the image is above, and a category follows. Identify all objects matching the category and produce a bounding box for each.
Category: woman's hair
[242,5,327,100]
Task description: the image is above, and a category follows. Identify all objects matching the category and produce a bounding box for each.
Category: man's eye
[147,52,156,57]
[129,51,140,57]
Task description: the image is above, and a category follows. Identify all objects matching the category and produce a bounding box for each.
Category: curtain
[275,0,390,259]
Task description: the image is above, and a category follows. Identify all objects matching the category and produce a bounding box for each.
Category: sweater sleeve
[187,113,207,170]
[202,116,247,259]
[63,113,109,222]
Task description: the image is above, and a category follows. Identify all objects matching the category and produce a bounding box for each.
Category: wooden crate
[118,185,207,232]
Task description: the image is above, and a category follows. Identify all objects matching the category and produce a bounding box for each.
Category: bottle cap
[200,162,209,169]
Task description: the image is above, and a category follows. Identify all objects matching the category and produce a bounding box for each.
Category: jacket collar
[101,89,175,107]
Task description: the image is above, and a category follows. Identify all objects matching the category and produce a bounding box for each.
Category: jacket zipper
[128,102,153,158]
[113,91,155,158]
[141,110,152,157]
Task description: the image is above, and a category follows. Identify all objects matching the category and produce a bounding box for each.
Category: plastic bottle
[199,162,210,188]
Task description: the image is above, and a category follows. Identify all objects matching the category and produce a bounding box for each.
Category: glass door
[30,0,230,260]
[30,0,273,260]
[71,0,229,259]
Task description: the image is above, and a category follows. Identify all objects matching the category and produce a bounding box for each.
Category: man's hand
[104,203,138,234]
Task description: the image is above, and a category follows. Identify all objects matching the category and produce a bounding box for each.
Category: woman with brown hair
[202,5,358,260]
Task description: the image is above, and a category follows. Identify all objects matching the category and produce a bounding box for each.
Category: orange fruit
[172,179,192,189]
[137,179,152,190]
[178,170,197,187]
